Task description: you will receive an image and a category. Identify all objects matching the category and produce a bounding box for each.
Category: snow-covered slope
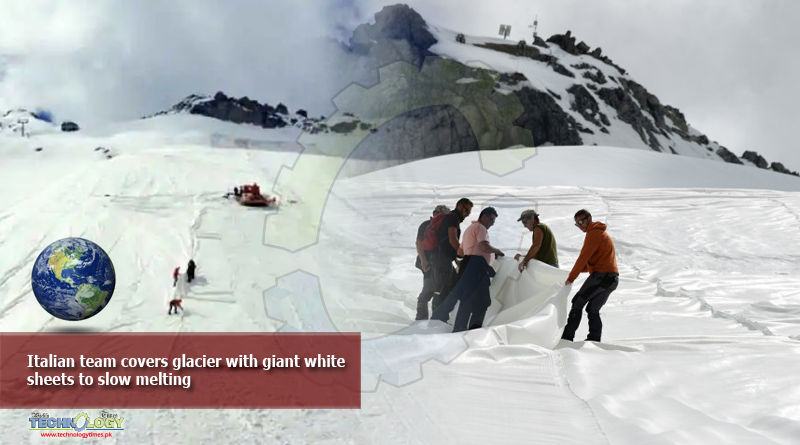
[427,25,731,161]
[353,144,800,191]
[0,110,57,136]
[2,116,800,444]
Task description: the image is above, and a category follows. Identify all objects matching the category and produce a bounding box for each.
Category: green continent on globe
[48,246,87,282]
[76,283,109,316]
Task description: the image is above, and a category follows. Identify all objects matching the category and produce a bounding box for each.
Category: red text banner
[0,333,360,409]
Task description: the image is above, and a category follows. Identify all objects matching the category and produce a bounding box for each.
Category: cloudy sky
[1,0,798,171]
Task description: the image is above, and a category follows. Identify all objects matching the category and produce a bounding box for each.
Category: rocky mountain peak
[347,3,438,68]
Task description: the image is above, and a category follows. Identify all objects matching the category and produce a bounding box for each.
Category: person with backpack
[187,259,197,283]
[427,198,473,311]
[515,209,559,270]
[414,205,450,320]
[430,207,504,331]
[561,209,619,343]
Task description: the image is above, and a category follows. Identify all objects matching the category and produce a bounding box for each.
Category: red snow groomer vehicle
[236,183,279,207]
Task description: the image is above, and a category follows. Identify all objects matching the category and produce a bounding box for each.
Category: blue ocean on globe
[31,238,116,321]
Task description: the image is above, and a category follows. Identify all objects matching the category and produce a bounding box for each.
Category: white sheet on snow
[362,259,569,390]
[2,113,800,444]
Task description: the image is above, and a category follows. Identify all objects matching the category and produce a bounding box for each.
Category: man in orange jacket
[561,209,619,342]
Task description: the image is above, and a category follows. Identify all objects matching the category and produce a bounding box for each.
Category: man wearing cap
[414,204,450,320]
[561,209,619,343]
[430,207,504,331]
[515,209,559,271]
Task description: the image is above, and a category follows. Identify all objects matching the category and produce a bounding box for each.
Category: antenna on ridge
[529,15,539,40]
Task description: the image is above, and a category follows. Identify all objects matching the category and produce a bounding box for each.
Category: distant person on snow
[234,187,240,197]
[172,267,180,287]
[414,204,450,320]
[515,210,559,271]
[187,260,197,283]
[168,298,183,315]
[561,209,619,343]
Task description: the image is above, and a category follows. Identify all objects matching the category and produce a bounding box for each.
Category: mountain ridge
[146,4,798,177]
[2,4,796,178]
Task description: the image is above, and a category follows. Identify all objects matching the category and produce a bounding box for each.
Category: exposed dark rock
[619,79,665,128]
[547,30,625,75]
[546,30,580,55]
[509,87,583,146]
[581,67,607,85]
[716,146,743,164]
[348,4,437,68]
[330,120,360,134]
[742,151,769,169]
[474,42,540,60]
[348,105,480,164]
[498,72,528,86]
[567,84,610,128]
[596,86,662,151]
[551,61,575,78]
[770,162,796,175]
[148,92,340,133]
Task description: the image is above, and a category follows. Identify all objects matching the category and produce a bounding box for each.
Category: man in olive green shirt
[514,209,559,271]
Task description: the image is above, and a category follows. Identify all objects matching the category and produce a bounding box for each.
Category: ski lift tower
[529,15,538,40]
[17,117,28,138]
[498,24,511,40]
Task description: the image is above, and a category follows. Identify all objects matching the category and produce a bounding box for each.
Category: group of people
[169,259,197,315]
[414,200,619,342]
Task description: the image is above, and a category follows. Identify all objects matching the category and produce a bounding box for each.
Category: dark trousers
[561,272,619,342]
[187,268,195,283]
[168,301,183,314]
[431,255,458,312]
[415,269,436,320]
[430,256,494,331]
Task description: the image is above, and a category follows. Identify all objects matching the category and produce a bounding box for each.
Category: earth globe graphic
[31,237,116,321]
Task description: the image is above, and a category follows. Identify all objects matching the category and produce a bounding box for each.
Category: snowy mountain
[0,109,57,136]
[145,92,356,135]
[138,4,799,178]
[2,4,800,444]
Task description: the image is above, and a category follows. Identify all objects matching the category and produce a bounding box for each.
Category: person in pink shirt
[430,207,504,331]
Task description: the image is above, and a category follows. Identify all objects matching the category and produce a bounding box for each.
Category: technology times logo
[29,410,124,439]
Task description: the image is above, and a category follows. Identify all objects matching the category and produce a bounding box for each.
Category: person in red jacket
[172,267,180,287]
[169,298,183,315]
[561,209,619,342]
